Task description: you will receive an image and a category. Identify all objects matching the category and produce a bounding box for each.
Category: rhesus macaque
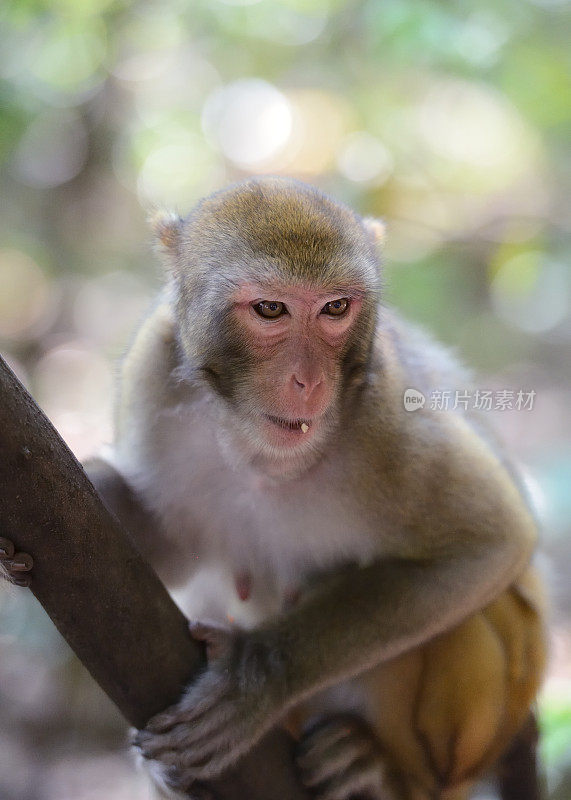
[3,177,547,800]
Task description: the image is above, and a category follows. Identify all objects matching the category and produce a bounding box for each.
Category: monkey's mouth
[266,415,311,433]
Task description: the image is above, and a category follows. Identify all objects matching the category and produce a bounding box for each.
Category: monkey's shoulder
[373,307,472,400]
[351,309,531,522]
[115,298,198,440]
[366,307,507,456]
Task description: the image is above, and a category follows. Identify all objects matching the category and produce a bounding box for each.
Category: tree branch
[0,355,310,800]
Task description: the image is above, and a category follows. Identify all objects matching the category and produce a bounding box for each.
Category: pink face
[231,282,364,449]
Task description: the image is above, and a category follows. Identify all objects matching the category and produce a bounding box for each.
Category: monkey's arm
[272,421,536,694]
[83,458,170,572]
[83,301,191,570]
[84,458,155,536]
[136,416,537,780]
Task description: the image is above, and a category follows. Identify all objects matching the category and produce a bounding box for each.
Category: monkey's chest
[165,465,380,630]
[138,406,385,629]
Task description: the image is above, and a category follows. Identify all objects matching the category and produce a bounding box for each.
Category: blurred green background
[0,0,570,798]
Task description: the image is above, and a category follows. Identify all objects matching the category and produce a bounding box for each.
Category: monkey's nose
[292,374,324,401]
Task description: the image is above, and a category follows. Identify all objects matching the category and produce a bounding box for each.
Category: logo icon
[403,388,426,412]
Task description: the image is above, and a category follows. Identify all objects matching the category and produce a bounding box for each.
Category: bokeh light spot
[244,2,328,46]
[202,79,292,169]
[13,110,88,188]
[0,250,53,340]
[34,344,113,459]
[491,252,568,333]
[72,271,152,348]
[417,78,540,190]
[337,132,394,184]
[136,132,221,207]
[29,19,107,94]
[280,89,353,174]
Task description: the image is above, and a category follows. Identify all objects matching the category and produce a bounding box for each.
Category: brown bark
[0,355,310,800]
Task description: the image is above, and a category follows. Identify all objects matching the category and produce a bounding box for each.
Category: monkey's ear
[149,210,183,265]
[363,217,386,250]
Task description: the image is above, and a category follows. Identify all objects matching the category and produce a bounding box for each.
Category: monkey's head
[152,177,383,474]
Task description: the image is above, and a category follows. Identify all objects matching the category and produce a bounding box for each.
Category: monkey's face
[156,177,382,472]
[226,281,367,455]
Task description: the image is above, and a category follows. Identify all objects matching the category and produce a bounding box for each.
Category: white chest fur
[114,395,383,629]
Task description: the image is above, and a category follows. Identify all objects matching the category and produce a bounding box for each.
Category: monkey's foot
[0,538,33,587]
[295,714,393,800]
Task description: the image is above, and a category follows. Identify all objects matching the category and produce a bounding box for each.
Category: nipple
[235,571,252,602]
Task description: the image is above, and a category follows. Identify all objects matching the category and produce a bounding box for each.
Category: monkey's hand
[0,537,33,587]
[134,622,288,785]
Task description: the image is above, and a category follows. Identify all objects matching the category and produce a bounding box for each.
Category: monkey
[2,177,547,800]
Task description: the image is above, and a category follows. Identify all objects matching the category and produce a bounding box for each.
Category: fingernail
[13,577,31,588]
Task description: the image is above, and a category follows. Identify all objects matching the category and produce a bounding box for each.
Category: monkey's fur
[8,177,546,799]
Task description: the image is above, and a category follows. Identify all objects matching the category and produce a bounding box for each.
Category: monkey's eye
[322,298,349,317]
[254,300,287,319]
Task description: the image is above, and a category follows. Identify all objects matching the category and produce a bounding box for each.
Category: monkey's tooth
[301,423,309,433]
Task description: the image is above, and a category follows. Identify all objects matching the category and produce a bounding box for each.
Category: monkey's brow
[327,287,368,299]
[233,282,368,299]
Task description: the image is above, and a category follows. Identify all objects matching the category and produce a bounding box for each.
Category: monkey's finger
[189,622,231,660]
[144,678,229,733]
[174,734,254,781]
[135,724,200,759]
[297,733,365,776]
[0,543,33,587]
[0,538,15,559]
[11,575,32,588]
[176,719,251,767]
[137,703,235,756]
[162,769,215,800]
[175,736,234,770]
[148,745,235,782]
[137,703,250,771]
[297,736,373,787]
[177,708,277,779]
[188,621,229,640]
[140,735,232,779]
[9,552,34,571]
[0,572,31,588]
[136,722,216,758]
[298,718,355,759]
[298,718,368,770]
[143,696,218,735]
[309,759,386,800]
[142,708,181,735]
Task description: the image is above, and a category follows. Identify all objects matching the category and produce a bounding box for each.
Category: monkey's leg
[497,712,541,800]
[0,536,33,587]
[361,566,547,800]
[289,566,546,800]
